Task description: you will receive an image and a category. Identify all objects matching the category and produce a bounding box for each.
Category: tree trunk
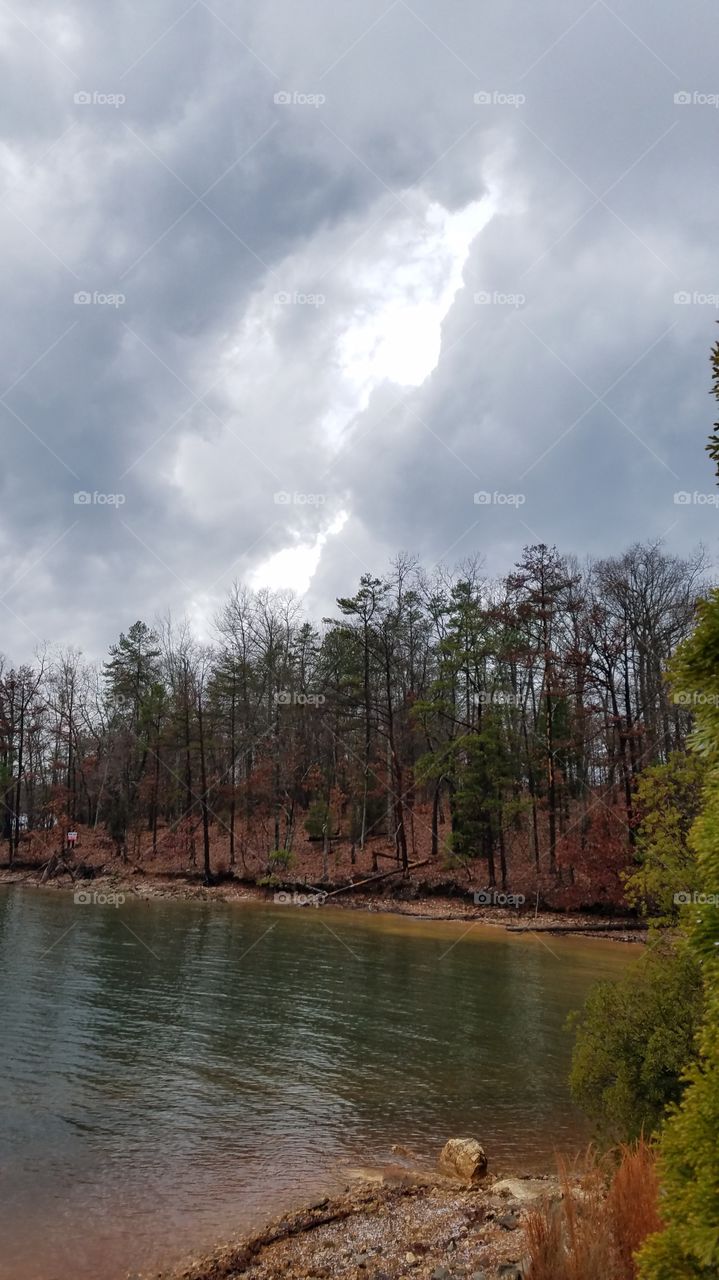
[197,690,211,885]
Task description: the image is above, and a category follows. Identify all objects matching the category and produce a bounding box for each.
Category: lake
[0,887,633,1279]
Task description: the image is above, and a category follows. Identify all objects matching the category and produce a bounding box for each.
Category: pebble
[431,1268,452,1280]
[497,1212,520,1231]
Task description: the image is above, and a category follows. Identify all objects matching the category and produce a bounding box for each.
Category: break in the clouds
[1,0,718,658]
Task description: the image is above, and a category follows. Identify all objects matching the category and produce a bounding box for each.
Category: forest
[0,537,708,906]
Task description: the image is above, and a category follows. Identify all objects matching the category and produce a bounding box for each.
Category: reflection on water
[0,888,632,1280]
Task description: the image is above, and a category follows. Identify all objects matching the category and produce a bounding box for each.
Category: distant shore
[0,865,646,943]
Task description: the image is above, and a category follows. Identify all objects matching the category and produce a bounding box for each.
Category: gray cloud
[1,0,717,660]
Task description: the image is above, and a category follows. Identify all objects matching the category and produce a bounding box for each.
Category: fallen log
[183,1200,367,1278]
[322,858,430,898]
[507,920,644,934]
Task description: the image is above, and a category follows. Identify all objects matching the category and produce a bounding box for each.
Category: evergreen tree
[639,343,719,1279]
[624,752,706,925]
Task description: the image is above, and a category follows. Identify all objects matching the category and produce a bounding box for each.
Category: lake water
[0,887,633,1280]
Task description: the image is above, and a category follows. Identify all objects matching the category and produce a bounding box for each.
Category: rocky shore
[152,1156,556,1280]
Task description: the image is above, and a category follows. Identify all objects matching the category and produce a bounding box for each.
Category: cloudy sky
[1,0,718,660]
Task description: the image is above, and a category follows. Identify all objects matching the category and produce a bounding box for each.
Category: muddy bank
[150,1168,557,1280]
[0,867,645,942]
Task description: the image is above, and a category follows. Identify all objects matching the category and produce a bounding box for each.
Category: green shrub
[267,848,293,868]
[638,772,719,1278]
[638,580,719,1277]
[569,940,703,1143]
[304,802,329,839]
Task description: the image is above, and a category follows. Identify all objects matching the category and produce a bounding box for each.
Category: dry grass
[607,1139,663,1280]
[525,1140,661,1280]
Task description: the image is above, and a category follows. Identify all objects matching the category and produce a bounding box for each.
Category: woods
[0,540,706,895]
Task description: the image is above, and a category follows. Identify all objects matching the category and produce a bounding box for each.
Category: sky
[1,0,718,661]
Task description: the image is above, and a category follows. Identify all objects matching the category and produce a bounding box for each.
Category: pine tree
[639,344,719,1279]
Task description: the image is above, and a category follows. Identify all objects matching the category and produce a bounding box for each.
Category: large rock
[438,1137,488,1183]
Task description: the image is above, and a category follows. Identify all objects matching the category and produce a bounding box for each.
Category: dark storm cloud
[1,0,717,659]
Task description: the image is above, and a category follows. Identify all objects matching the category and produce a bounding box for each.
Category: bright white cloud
[250,510,349,593]
[335,196,494,400]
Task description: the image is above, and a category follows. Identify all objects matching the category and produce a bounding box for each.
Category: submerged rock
[438,1138,488,1183]
[492,1177,546,1203]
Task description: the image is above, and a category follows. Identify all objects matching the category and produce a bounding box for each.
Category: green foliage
[624,752,706,924]
[569,939,703,1144]
[569,614,711,1162]
[104,620,161,722]
[267,848,293,868]
[638,588,719,1279]
[304,801,330,839]
[452,730,500,859]
[451,717,520,863]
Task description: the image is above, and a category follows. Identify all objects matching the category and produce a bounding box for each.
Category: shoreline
[154,1164,559,1280]
[0,865,646,942]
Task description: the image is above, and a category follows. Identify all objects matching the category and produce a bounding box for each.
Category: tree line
[0,540,707,885]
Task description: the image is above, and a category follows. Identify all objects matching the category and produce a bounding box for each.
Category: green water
[0,887,633,1279]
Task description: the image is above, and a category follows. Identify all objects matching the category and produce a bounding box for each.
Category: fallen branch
[507,919,644,934]
[322,858,430,898]
[39,853,76,884]
[181,1201,367,1278]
